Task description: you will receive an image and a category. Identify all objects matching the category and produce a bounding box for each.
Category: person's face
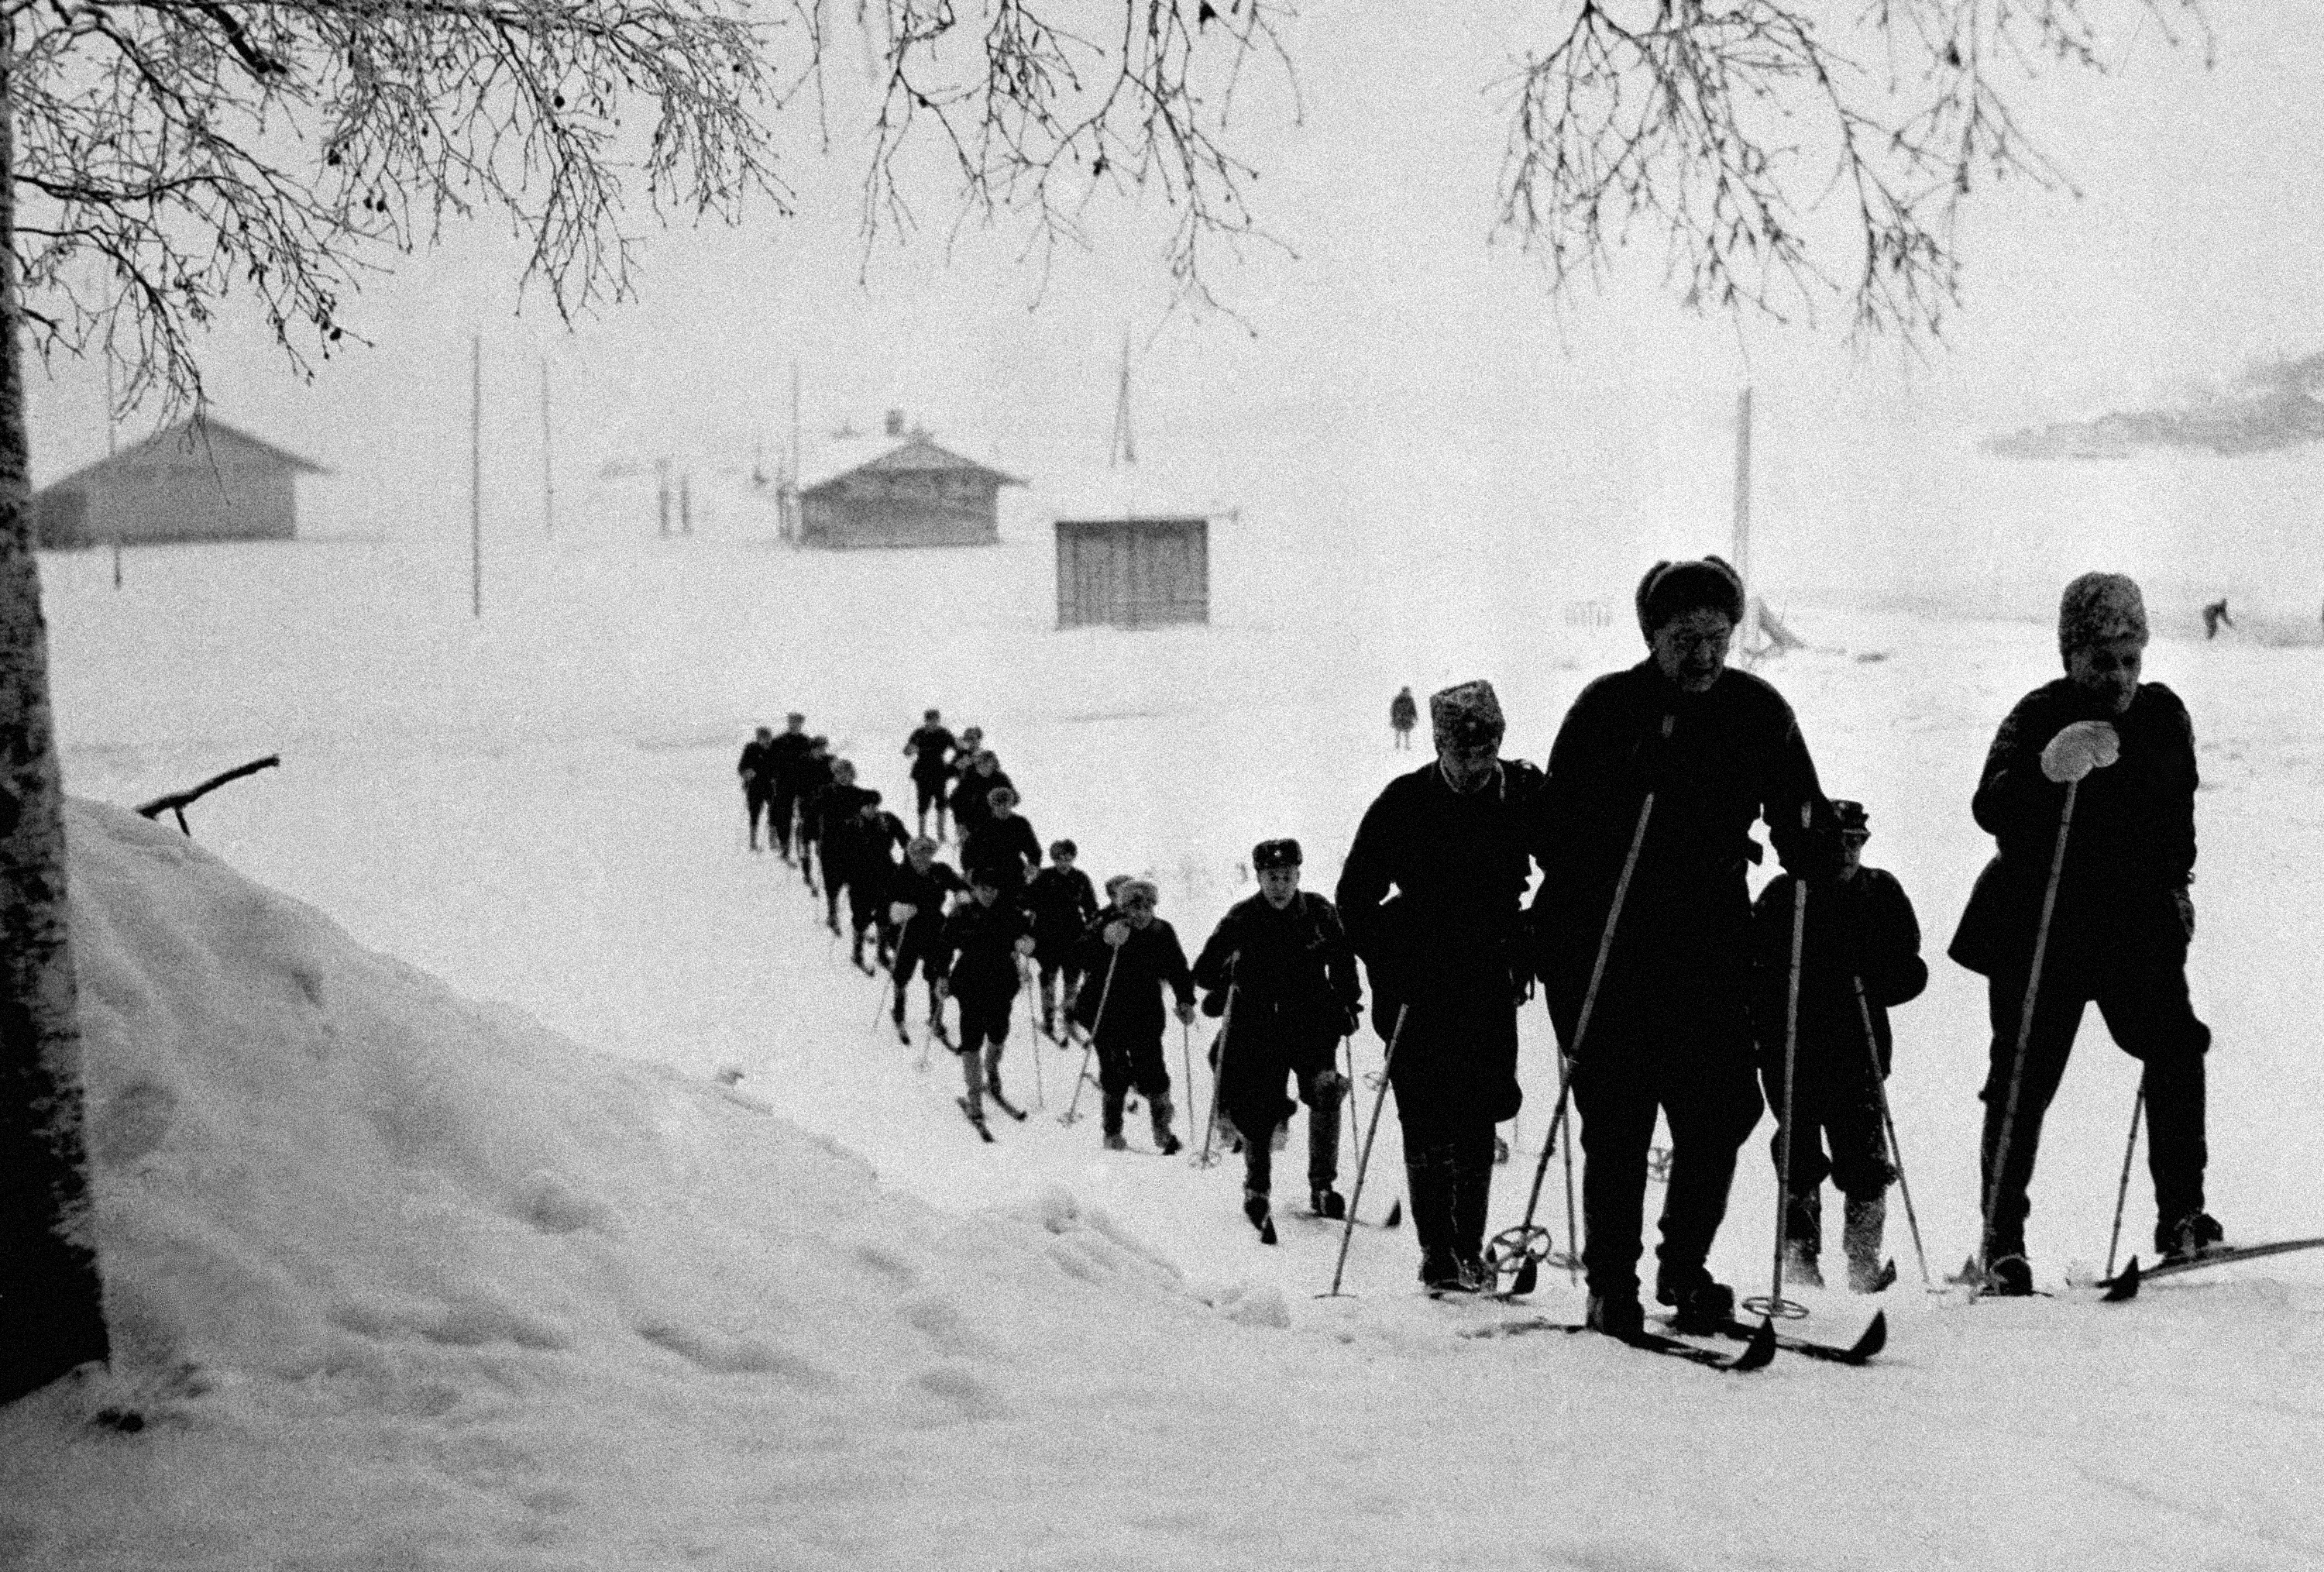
[1122,889,1157,927]
[976,757,997,775]
[1258,865,1300,907]
[972,882,999,906]
[1840,831,1868,881]
[1651,608,1734,693]
[991,800,1013,820]
[1054,852,1075,872]
[908,845,933,872]
[2066,635,2144,715]
[1436,739,1500,791]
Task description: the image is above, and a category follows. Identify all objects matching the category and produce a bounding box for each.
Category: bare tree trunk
[0,45,112,1407]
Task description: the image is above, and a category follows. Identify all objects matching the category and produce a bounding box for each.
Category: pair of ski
[1463,1304,1886,1371]
[955,1089,1030,1141]
[2100,1236,2324,1302]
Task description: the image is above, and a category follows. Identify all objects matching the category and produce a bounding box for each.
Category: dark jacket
[791,756,837,833]
[1750,868,1927,1075]
[1026,866,1100,958]
[803,778,867,848]
[1336,758,1547,1127]
[767,732,815,792]
[738,739,778,791]
[949,768,1015,841]
[890,861,967,945]
[1071,917,1195,1045]
[1949,679,2198,979]
[1532,659,1833,1025]
[904,724,957,783]
[1390,691,1418,731]
[935,898,1032,1004]
[827,809,911,886]
[961,813,1042,893]
[1193,891,1362,1130]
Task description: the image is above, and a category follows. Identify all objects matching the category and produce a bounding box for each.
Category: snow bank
[1,803,1215,1568]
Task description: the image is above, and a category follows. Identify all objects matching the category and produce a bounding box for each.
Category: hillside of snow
[8,511,2324,1567]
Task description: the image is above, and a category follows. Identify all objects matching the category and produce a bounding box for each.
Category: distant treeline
[1982,349,2324,460]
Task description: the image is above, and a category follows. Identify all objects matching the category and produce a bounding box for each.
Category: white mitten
[2040,720,2120,783]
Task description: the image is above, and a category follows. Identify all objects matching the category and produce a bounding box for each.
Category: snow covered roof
[40,415,330,494]
[797,435,1025,497]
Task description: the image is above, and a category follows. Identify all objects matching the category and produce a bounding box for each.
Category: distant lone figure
[1389,686,1418,749]
[2201,599,2233,640]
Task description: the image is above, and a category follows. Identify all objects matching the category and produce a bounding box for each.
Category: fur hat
[2058,572,2148,662]
[1119,879,1160,906]
[1635,556,1746,639]
[1050,839,1077,859]
[987,785,1019,810]
[908,835,937,856]
[1429,680,1505,752]
[1830,799,1869,835]
[1253,838,1302,872]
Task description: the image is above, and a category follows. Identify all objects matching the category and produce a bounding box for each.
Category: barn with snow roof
[33,417,327,549]
[782,415,1024,549]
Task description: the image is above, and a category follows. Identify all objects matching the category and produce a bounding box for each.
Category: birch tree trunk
[0,43,112,1408]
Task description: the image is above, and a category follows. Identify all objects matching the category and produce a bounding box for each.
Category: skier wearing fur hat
[959,786,1042,904]
[1071,879,1198,1153]
[1951,571,2216,1295]
[1533,556,1842,1338]
[1748,799,1927,1292]
[1193,839,1364,1233]
[1337,679,1549,1295]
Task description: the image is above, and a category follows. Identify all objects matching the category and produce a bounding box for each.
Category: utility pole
[106,358,121,589]
[1107,327,1136,469]
[679,472,693,535]
[786,360,802,545]
[471,335,483,618]
[657,458,672,538]
[541,357,555,540]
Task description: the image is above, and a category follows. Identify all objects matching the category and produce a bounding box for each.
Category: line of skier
[737,557,2223,1340]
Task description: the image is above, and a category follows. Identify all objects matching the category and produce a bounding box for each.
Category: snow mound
[5,803,1217,1565]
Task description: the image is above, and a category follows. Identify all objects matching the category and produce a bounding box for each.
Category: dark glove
[1200,989,1228,1019]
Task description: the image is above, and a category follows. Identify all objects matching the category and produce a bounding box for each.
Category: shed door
[1061,529,1125,628]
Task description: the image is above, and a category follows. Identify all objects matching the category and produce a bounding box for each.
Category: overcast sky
[25,3,2324,597]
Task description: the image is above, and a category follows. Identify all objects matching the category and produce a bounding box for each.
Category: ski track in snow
[5,532,2322,1569]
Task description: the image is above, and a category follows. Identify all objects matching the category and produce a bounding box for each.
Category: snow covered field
[8,502,2324,1570]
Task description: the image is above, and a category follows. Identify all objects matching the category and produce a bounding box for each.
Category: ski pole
[1852,974,1930,1287]
[1980,778,2078,1288]
[2104,1083,2147,1281]
[1178,1017,1195,1121]
[1019,958,1047,1109]
[1748,879,1810,1321]
[1195,975,1241,1169]
[1061,944,1122,1126]
[1557,1062,1579,1283]
[1321,1003,1408,1298]
[1496,716,1670,1298]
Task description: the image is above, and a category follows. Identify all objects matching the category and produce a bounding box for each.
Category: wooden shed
[784,435,1023,549]
[1054,516,1209,629]
[33,418,327,549]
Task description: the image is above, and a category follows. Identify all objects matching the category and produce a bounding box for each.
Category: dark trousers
[1979,958,2209,1258]
[892,929,943,1020]
[1242,1068,1346,1197]
[914,778,947,834]
[770,786,801,855]
[1760,1041,1892,1249]
[744,785,772,844]
[1396,1106,1495,1282]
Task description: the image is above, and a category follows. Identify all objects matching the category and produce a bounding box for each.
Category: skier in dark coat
[789,738,835,891]
[1337,679,1549,1296]
[934,872,1038,1123]
[765,714,813,862]
[1071,879,1196,1153]
[1532,557,1841,1337]
[830,792,912,972]
[960,786,1042,905]
[888,838,967,1041]
[1949,572,2216,1295]
[1389,686,1418,750]
[1194,839,1363,1232]
[902,708,959,841]
[805,758,869,929]
[1749,798,1927,1293]
[1026,841,1100,1037]
[948,752,1013,848]
[738,727,779,851]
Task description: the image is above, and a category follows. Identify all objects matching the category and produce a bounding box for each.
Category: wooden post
[656,459,671,538]
[470,335,483,619]
[680,473,692,535]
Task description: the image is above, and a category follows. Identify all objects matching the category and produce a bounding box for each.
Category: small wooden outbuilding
[1054,515,1209,629]
[784,432,1023,549]
[33,418,327,549]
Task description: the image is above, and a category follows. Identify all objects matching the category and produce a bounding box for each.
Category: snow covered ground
[8,510,2324,1570]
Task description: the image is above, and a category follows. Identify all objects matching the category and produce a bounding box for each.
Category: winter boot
[1782,1240,1825,1291]
[1243,1188,1272,1230]
[2157,1209,2225,1264]
[850,932,866,968]
[1408,1147,1470,1294]
[1655,1261,1736,1335]
[1102,1090,1128,1149]
[1983,1254,2035,1296]
[1449,1141,1495,1290]
[1842,1195,1889,1293]
[985,1055,1005,1107]
[1586,1290,1645,1341]
[1311,1186,1346,1221]
[1150,1093,1181,1158]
